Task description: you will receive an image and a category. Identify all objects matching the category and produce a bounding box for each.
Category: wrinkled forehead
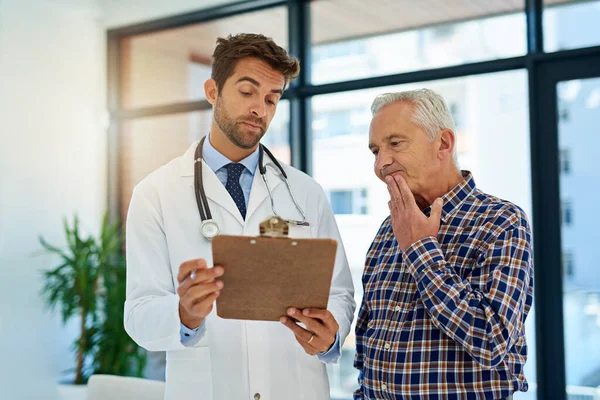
[369,105,413,140]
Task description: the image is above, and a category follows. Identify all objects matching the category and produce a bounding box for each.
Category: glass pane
[120,6,288,109]
[558,77,600,397]
[260,99,291,164]
[120,111,210,220]
[310,71,537,399]
[544,0,600,52]
[310,0,526,85]
[120,101,290,220]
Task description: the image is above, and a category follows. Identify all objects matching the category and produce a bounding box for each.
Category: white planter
[56,383,87,400]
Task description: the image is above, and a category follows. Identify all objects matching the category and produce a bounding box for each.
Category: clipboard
[211,216,338,321]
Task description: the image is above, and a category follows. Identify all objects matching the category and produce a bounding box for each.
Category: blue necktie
[225,163,246,219]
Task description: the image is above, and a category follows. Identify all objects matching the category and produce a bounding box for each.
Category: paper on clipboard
[211,217,338,321]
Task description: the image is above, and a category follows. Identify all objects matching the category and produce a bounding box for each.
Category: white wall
[101,0,237,29]
[0,0,106,398]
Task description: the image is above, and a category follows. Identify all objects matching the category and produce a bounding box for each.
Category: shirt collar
[422,170,476,223]
[202,133,260,175]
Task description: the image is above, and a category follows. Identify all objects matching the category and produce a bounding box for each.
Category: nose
[375,151,393,178]
[250,98,267,119]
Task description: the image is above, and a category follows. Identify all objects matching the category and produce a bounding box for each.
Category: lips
[381,165,404,178]
[240,120,264,131]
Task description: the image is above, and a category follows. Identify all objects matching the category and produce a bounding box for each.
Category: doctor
[124,33,355,400]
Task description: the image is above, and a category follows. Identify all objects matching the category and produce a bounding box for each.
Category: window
[312,70,533,399]
[313,108,370,140]
[559,106,570,122]
[120,7,288,109]
[259,100,291,164]
[560,149,571,174]
[562,200,573,226]
[432,24,455,39]
[310,0,526,84]
[120,111,210,222]
[449,102,462,129]
[544,0,600,52]
[562,251,574,279]
[558,77,600,396]
[313,109,352,138]
[107,1,600,397]
[325,188,368,215]
[329,191,352,214]
[312,41,367,64]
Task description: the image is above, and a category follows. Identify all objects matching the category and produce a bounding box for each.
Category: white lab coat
[124,141,356,400]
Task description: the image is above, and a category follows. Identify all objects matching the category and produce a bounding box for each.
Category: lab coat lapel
[246,162,284,221]
[179,142,244,226]
[202,163,245,225]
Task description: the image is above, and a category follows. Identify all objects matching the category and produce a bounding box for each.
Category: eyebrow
[368,133,407,150]
[235,76,284,95]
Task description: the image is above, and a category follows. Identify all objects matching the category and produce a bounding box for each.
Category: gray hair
[370,88,458,165]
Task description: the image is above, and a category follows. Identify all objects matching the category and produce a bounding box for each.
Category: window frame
[106,1,600,399]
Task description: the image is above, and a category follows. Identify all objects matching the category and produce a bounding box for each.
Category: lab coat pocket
[288,224,317,239]
[165,347,213,400]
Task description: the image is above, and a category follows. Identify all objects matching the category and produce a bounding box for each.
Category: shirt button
[384,343,391,350]
[394,306,401,312]
[381,384,387,390]
[254,394,261,400]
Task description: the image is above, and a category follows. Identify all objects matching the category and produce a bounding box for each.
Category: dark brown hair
[211,33,300,93]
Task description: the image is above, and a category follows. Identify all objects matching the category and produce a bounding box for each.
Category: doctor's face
[208,57,285,149]
[369,101,442,198]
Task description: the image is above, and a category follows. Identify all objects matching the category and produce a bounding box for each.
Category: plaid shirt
[354,171,533,400]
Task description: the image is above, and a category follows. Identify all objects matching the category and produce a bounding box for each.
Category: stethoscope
[194,136,308,241]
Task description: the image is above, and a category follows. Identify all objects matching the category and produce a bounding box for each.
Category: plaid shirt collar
[421,170,476,224]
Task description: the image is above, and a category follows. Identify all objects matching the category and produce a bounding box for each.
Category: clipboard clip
[259,216,289,238]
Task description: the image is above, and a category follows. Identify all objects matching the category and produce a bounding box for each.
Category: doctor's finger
[177,267,223,294]
[177,276,199,297]
[288,312,330,339]
[280,316,310,338]
[280,317,326,349]
[297,338,320,356]
[302,309,339,332]
[184,280,224,302]
[177,273,214,298]
[191,291,220,313]
[177,259,208,283]
[181,289,219,313]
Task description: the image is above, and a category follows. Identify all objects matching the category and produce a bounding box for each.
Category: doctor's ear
[204,78,218,105]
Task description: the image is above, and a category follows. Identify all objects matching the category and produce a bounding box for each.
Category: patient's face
[368,101,441,198]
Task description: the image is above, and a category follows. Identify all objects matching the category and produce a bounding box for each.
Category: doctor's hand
[280,308,339,356]
[177,259,224,329]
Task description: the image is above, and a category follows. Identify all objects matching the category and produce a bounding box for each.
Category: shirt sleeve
[353,293,369,395]
[402,212,533,369]
[180,321,207,346]
[316,331,341,363]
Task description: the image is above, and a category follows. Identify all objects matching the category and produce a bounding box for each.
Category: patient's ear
[438,129,456,162]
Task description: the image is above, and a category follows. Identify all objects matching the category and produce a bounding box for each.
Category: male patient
[354,89,533,400]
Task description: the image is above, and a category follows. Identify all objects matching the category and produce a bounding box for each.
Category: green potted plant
[39,213,146,399]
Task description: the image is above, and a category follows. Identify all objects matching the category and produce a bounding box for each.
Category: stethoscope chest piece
[201,219,220,240]
[194,136,308,242]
